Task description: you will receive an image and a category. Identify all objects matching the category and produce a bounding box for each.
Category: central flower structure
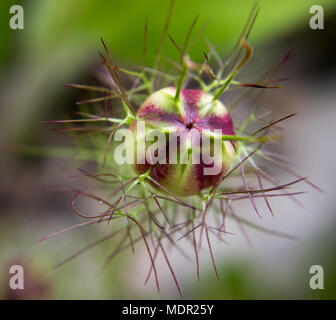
[41,3,309,298]
[131,87,237,197]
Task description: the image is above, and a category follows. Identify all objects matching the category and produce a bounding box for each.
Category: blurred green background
[1,0,336,299]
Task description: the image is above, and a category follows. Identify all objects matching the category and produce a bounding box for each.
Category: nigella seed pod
[41,1,319,297]
[131,87,237,197]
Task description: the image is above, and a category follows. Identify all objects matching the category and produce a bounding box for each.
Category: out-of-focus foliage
[1,0,336,64]
[1,0,335,144]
